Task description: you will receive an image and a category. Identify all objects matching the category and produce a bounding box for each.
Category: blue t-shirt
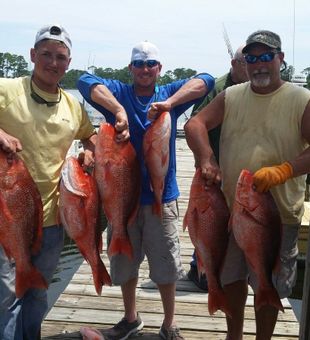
[78,72,214,205]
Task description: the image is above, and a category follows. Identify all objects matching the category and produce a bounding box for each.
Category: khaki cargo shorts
[107,200,184,286]
[220,224,299,298]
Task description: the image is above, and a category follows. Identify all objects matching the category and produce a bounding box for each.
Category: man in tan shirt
[185,30,310,340]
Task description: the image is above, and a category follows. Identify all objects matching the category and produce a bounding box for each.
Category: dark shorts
[220,224,299,298]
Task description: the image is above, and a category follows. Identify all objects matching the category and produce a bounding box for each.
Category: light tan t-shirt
[0,76,96,227]
[220,82,310,224]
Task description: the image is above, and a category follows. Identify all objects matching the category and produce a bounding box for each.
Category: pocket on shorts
[163,200,179,219]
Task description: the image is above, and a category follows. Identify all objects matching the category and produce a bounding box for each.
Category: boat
[291,73,307,87]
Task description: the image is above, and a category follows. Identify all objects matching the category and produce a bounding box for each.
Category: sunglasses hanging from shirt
[30,80,62,107]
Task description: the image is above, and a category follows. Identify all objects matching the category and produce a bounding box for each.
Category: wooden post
[299,227,310,339]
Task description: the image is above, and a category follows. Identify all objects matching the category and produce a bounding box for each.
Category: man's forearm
[91,84,125,116]
[166,78,207,109]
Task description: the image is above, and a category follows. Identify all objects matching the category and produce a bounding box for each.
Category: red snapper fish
[143,111,171,216]
[0,150,47,298]
[95,123,140,259]
[230,169,284,312]
[80,326,104,340]
[59,156,111,295]
[183,168,231,316]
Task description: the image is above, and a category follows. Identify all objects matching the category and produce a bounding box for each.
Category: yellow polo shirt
[0,76,96,227]
[220,82,310,224]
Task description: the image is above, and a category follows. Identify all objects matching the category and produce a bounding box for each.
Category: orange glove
[253,162,293,192]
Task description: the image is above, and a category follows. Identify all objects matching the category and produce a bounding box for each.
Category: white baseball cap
[131,41,160,62]
[35,24,72,52]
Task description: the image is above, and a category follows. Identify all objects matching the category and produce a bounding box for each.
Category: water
[66,89,190,128]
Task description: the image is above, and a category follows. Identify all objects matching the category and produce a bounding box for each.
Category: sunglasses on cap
[132,60,159,68]
[244,51,279,64]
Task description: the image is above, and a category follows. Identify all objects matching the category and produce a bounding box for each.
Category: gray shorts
[221,224,299,298]
[108,200,184,285]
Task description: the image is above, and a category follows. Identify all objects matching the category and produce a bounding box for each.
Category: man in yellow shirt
[185,30,310,340]
[0,24,128,340]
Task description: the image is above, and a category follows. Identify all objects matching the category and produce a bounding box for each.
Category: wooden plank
[51,294,297,322]
[45,307,299,336]
[42,321,297,340]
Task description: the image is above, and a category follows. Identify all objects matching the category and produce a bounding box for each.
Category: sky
[0,0,309,78]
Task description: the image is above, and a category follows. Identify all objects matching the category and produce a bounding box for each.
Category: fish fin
[97,232,103,254]
[108,236,133,260]
[127,199,140,227]
[152,201,162,218]
[196,253,205,276]
[80,326,105,340]
[31,212,44,255]
[208,289,232,318]
[0,196,13,222]
[255,287,284,312]
[161,152,169,167]
[182,210,188,231]
[92,260,112,295]
[15,266,48,298]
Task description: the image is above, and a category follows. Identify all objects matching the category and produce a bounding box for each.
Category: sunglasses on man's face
[244,51,279,64]
[132,60,159,68]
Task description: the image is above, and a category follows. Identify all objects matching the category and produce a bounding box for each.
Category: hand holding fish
[200,157,222,187]
[253,162,293,192]
[0,128,22,158]
[148,101,172,121]
[78,151,95,173]
[114,110,130,142]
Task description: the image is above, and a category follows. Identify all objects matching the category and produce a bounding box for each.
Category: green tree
[158,70,174,85]
[281,64,294,81]
[0,52,29,77]
[173,68,197,80]
[94,66,131,84]
[61,69,85,88]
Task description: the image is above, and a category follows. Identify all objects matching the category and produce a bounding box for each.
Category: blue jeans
[0,225,64,340]
[190,250,197,267]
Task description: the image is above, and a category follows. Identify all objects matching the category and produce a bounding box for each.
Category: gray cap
[131,41,160,62]
[35,24,72,51]
[242,30,281,53]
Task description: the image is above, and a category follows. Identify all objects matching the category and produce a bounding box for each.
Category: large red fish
[59,156,111,295]
[0,150,47,298]
[95,123,140,259]
[230,169,284,312]
[143,111,171,217]
[183,168,231,316]
[80,326,104,340]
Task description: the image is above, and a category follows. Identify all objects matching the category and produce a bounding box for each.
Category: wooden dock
[42,138,301,340]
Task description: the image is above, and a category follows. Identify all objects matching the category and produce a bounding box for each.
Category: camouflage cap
[242,30,281,53]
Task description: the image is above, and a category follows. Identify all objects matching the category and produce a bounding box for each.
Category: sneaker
[103,313,144,340]
[187,266,208,292]
[159,324,185,340]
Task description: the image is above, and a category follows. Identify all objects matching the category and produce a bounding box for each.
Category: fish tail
[255,287,284,312]
[15,266,48,298]
[92,259,112,295]
[108,236,133,260]
[183,210,188,231]
[208,289,232,318]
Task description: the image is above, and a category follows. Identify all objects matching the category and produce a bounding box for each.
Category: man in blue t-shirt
[78,41,214,340]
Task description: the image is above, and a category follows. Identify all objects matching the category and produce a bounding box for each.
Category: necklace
[133,85,159,107]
